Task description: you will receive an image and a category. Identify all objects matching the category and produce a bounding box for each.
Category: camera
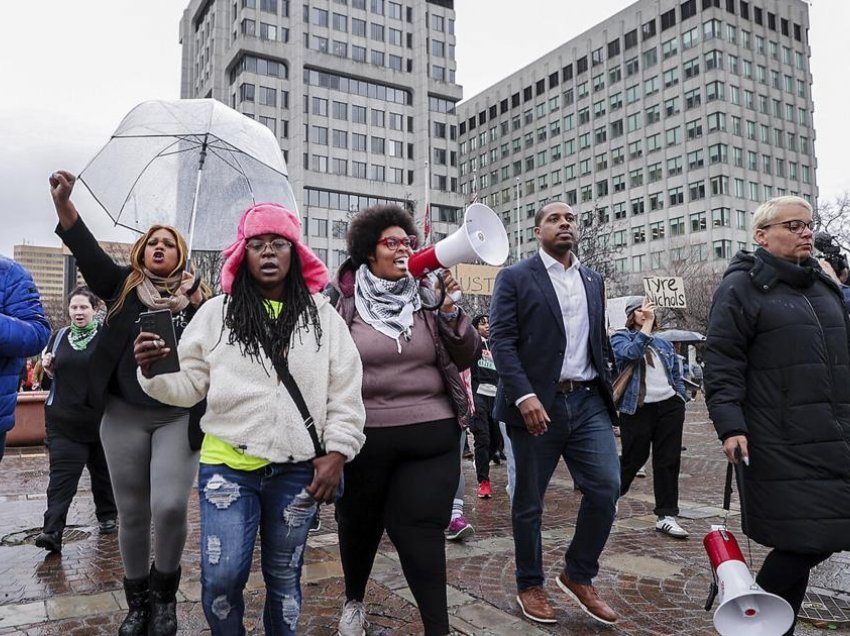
[814,232,849,282]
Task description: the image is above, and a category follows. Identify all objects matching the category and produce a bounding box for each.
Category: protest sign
[450,263,502,297]
[643,276,687,308]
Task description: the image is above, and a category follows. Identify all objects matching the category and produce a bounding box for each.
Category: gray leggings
[100,396,199,579]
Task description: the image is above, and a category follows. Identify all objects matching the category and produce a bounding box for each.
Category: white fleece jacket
[138,293,366,463]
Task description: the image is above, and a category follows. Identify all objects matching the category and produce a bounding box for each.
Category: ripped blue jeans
[198,461,317,636]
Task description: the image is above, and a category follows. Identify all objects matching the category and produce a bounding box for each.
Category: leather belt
[556,379,595,394]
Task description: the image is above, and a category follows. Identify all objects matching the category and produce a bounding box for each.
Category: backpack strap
[45,327,69,407]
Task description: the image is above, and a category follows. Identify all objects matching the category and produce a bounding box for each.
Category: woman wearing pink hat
[135,203,366,636]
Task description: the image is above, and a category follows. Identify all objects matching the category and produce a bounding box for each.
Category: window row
[303,33,410,72]
[461,12,808,136]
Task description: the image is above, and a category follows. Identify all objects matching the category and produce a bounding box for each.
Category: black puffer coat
[705,248,850,553]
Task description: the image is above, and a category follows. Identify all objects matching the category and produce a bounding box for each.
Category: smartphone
[136,309,180,376]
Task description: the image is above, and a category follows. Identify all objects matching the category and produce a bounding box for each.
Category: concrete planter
[9,391,48,446]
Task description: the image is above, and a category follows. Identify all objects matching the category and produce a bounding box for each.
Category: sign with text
[450,263,502,297]
[643,276,687,308]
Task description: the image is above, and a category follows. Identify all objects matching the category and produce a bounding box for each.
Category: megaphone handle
[704,577,719,611]
[419,271,448,311]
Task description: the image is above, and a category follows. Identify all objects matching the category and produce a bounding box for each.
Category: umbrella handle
[186,135,209,260]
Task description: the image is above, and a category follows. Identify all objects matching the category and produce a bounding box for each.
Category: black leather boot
[118,575,149,636]
[149,564,181,636]
[34,531,62,553]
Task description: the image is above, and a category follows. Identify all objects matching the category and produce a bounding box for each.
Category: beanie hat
[624,296,645,317]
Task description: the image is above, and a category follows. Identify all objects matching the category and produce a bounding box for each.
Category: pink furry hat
[220,203,329,294]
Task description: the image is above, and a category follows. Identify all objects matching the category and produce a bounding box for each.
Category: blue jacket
[489,253,617,428]
[610,329,686,415]
[0,257,51,432]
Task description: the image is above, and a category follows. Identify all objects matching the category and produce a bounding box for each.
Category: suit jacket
[489,253,617,428]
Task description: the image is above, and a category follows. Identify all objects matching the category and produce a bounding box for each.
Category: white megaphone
[408,203,510,301]
[704,527,795,636]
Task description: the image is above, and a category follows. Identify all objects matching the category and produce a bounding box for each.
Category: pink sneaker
[445,516,475,541]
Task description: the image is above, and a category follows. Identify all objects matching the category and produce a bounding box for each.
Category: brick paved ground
[0,398,846,635]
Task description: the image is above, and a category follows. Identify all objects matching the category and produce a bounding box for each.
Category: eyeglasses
[246,238,292,254]
[377,235,418,251]
[759,220,813,235]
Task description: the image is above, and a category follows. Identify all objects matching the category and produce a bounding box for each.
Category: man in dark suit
[489,201,620,626]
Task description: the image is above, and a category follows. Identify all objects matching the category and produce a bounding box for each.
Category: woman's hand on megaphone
[439,270,462,313]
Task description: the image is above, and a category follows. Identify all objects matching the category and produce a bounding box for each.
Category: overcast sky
[1,0,847,258]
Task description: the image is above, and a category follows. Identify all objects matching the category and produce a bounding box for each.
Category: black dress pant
[757,549,832,635]
[470,393,500,483]
[619,396,685,517]
[336,418,460,636]
[43,425,117,533]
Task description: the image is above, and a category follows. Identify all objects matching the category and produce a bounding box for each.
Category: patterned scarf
[136,269,193,314]
[354,264,421,353]
[68,321,98,351]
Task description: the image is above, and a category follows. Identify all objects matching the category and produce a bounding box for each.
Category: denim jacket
[610,329,686,415]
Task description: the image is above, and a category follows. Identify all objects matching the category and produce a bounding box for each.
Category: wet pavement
[0,398,847,635]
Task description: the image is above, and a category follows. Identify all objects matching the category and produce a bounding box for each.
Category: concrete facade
[179,0,467,269]
[457,0,817,276]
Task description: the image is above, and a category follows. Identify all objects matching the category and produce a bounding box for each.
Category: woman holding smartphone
[135,203,366,635]
[49,170,208,636]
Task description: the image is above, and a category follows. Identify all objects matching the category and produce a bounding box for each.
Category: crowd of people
[0,172,848,636]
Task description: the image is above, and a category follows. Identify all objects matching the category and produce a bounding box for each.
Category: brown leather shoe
[516,585,557,624]
[556,571,618,624]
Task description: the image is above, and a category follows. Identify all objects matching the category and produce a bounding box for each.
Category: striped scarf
[354,264,421,353]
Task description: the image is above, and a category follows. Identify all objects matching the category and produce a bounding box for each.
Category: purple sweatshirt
[350,311,455,427]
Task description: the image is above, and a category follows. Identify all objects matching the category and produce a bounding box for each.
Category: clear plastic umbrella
[78,98,297,256]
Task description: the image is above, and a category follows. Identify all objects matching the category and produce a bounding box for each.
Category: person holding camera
[704,196,850,634]
[815,232,850,312]
[611,297,688,539]
[50,170,208,636]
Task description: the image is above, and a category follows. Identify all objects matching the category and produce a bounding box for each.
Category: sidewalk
[0,399,845,634]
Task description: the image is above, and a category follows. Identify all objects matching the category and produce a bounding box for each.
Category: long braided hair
[223,247,322,372]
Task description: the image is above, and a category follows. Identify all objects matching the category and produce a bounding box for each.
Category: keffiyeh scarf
[354,264,421,353]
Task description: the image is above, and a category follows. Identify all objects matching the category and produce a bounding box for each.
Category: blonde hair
[751,196,813,240]
[107,224,188,321]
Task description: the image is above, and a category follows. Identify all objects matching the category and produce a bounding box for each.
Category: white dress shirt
[538,249,596,382]
[516,249,597,406]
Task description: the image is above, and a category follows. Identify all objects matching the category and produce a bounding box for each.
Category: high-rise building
[13,242,132,316]
[179,0,466,269]
[13,245,66,308]
[457,0,816,278]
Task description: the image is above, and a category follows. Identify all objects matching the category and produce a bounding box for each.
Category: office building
[179,0,467,268]
[13,242,132,314]
[457,0,817,277]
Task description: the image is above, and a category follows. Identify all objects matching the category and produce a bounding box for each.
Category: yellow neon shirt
[199,299,284,470]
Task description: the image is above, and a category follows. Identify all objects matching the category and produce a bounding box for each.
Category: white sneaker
[636,467,647,478]
[338,600,368,636]
[656,516,689,539]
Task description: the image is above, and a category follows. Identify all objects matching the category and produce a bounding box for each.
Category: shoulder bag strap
[261,340,325,458]
[45,327,69,407]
